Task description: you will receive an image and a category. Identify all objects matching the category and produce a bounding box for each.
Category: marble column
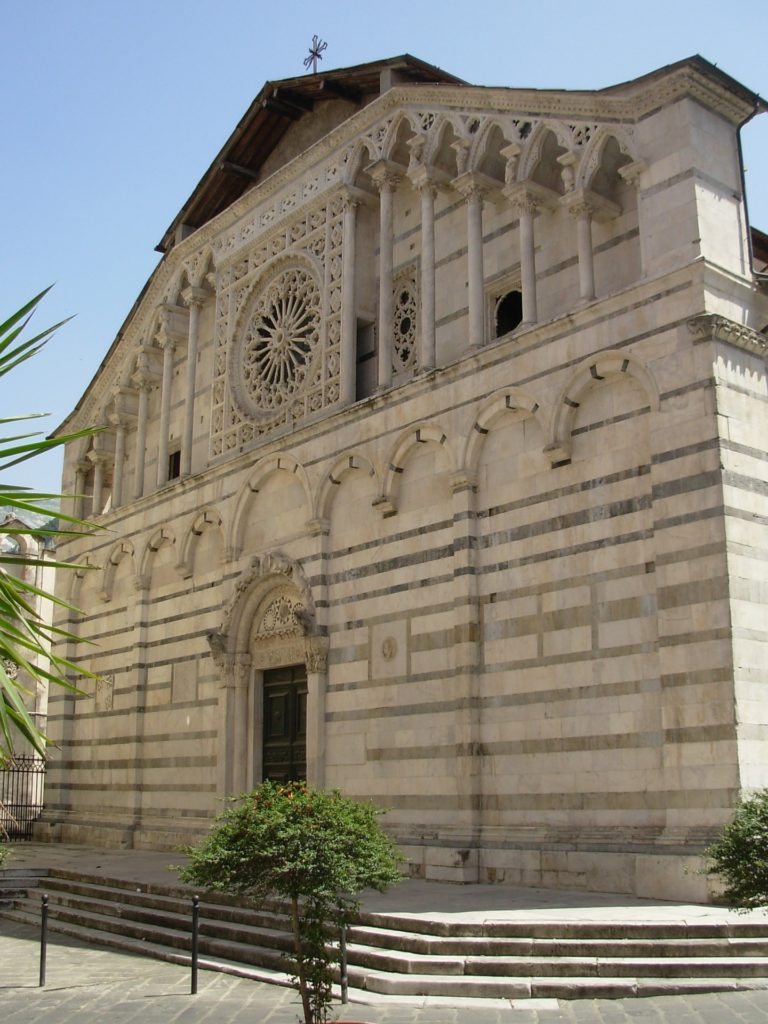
[561,187,621,305]
[453,173,488,349]
[340,194,360,405]
[409,167,439,373]
[73,461,89,519]
[89,453,106,516]
[369,162,402,390]
[618,160,648,277]
[181,286,208,478]
[156,336,176,488]
[132,379,151,501]
[110,419,126,510]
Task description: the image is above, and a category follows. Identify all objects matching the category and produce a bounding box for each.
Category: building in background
[1,511,56,837]
[41,55,768,900]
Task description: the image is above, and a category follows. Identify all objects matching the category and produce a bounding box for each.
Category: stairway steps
[3,868,768,1002]
[348,924,768,958]
[9,895,295,970]
[20,889,295,954]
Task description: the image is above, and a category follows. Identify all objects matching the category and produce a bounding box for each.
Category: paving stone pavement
[3,919,768,1023]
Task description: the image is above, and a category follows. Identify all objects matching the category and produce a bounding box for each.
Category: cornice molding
[688,314,768,357]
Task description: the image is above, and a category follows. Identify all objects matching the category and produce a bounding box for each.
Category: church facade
[43,55,768,900]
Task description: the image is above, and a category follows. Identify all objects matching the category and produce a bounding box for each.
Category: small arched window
[495,290,523,337]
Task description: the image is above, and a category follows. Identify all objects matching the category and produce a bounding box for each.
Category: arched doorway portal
[207,552,328,797]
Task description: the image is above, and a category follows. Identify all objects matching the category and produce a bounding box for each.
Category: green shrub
[177,781,403,1023]
[705,789,768,909]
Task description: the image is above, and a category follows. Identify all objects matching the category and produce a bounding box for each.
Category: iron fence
[0,754,46,840]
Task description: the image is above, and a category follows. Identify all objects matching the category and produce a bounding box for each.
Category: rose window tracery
[234,265,322,421]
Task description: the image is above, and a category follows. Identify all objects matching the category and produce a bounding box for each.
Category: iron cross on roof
[303,35,327,74]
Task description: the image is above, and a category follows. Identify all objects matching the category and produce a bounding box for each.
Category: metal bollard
[39,894,49,987]
[339,923,348,1004]
[191,895,200,995]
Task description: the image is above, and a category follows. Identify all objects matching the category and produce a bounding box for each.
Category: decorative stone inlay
[2,658,18,681]
[381,637,398,660]
[232,264,322,422]
[95,674,114,712]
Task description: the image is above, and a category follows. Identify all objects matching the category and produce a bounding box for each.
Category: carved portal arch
[207,552,328,797]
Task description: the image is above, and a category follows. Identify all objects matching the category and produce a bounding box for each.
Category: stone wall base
[33,814,719,903]
[398,827,720,903]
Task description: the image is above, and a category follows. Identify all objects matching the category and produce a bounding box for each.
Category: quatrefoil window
[233,264,322,422]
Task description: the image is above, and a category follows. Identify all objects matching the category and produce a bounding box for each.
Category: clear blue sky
[3,0,766,493]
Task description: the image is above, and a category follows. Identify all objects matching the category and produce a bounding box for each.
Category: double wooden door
[262,665,307,783]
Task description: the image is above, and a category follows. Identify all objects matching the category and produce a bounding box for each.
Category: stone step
[348,923,768,958]
[354,910,768,940]
[8,896,293,971]
[19,889,296,956]
[0,907,296,987]
[352,966,766,1000]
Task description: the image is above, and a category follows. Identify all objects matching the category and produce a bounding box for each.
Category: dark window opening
[495,290,523,337]
[168,449,181,481]
[355,320,377,400]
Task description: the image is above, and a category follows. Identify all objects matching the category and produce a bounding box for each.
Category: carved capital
[366,159,403,193]
[503,180,559,216]
[452,171,492,203]
[561,187,621,222]
[618,159,648,189]
[407,162,446,195]
[134,574,150,592]
[181,285,211,311]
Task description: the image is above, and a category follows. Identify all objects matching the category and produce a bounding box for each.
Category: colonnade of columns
[335,148,641,405]
[82,288,209,518]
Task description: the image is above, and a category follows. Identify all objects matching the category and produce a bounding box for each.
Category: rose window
[393,281,418,371]
[235,265,322,420]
